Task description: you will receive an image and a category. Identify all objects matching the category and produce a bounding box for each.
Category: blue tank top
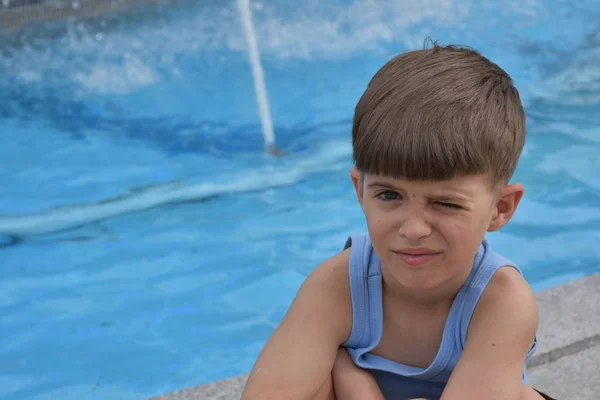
[342,233,537,400]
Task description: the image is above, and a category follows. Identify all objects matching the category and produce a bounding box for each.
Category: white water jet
[237,0,284,155]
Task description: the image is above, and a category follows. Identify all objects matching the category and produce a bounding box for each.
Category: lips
[393,249,441,267]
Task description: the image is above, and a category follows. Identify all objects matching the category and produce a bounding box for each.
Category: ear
[350,168,364,208]
[487,183,524,232]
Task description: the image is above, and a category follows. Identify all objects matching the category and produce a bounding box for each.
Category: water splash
[237,0,284,155]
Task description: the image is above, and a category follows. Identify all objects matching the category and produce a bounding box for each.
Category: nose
[398,211,432,242]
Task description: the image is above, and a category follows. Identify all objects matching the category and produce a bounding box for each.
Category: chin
[385,262,446,288]
[402,276,446,290]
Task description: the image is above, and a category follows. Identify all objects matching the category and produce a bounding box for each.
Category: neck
[381,267,472,311]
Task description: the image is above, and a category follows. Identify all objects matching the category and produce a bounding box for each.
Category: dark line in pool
[0,234,22,248]
[0,191,227,244]
[0,179,306,242]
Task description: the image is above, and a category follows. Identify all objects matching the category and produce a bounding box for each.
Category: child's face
[350,169,523,290]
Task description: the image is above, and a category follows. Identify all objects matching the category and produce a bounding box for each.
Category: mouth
[393,249,441,267]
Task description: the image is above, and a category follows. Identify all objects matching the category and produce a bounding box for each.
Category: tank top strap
[453,238,522,349]
[342,233,383,350]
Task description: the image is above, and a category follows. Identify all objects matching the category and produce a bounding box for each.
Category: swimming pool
[1,0,599,399]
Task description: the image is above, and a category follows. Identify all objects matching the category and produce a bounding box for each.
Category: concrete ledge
[529,333,600,369]
[529,273,600,367]
[150,376,248,400]
[529,344,600,399]
[0,0,158,30]
[150,273,600,399]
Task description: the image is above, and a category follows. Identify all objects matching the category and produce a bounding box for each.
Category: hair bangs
[353,105,490,181]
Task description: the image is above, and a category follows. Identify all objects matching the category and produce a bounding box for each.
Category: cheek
[439,216,479,242]
[441,215,489,255]
[363,204,396,233]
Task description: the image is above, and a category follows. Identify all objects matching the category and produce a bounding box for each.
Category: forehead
[363,173,495,197]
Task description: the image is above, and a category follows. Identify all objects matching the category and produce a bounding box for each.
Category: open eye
[378,191,400,201]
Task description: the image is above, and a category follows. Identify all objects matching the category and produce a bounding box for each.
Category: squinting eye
[378,191,400,201]
[438,202,461,210]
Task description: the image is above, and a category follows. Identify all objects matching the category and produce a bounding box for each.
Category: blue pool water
[1,0,600,399]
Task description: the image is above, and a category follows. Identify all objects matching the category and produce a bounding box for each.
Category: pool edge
[0,0,159,30]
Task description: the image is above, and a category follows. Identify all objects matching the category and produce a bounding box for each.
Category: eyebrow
[366,182,397,189]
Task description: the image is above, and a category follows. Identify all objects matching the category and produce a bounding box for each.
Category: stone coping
[0,0,158,30]
[529,344,600,399]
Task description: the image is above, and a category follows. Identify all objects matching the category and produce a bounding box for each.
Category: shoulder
[306,248,351,294]
[480,266,538,318]
[293,248,353,343]
[444,267,539,398]
[241,250,353,399]
[468,266,538,345]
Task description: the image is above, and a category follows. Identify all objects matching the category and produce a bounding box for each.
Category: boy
[241,43,555,400]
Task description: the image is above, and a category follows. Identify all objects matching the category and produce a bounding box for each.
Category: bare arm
[332,347,385,400]
[441,267,539,400]
[241,250,352,400]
